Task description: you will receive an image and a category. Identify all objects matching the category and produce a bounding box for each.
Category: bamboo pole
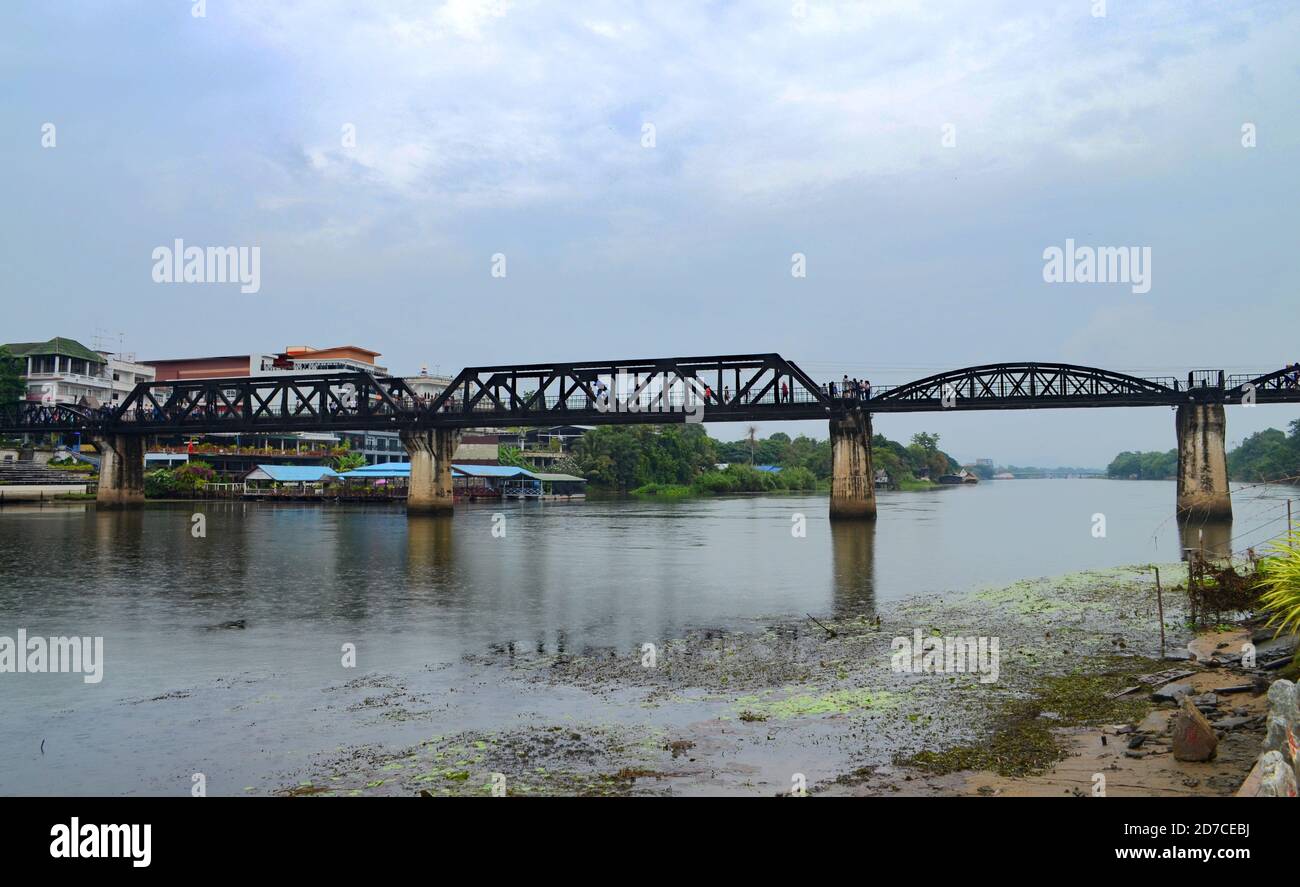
[1154,566,1166,659]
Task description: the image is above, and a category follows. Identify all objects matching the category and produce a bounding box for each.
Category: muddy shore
[282,563,1293,796]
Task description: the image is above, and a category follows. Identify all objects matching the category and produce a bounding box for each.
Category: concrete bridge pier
[401,428,459,515]
[1175,403,1232,520]
[829,411,877,520]
[93,434,146,509]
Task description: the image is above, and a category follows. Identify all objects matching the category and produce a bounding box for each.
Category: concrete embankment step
[0,462,96,486]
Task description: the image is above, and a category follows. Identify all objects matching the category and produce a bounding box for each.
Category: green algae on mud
[967,564,1186,616]
[285,724,675,797]
[900,656,1164,778]
[732,687,900,720]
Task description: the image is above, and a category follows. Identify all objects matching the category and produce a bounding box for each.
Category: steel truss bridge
[3,357,1299,436]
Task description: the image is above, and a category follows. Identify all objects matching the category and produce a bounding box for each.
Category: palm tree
[746,425,758,465]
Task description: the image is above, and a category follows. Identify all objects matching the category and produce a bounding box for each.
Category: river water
[0,479,1290,794]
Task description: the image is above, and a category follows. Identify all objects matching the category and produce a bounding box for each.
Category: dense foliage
[571,425,718,489]
[568,424,958,493]
[144,461,216,497]
[1227,422,1300,482]
[1106,449,1178,480]
[1109,419,1300,483]
[0,346,25,409]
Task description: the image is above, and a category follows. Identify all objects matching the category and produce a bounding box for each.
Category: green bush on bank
[632,463,818,498]
[144,461,215,498]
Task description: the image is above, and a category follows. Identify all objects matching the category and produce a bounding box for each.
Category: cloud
[217,0,1296,214]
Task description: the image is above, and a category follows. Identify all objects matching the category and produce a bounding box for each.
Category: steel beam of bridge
[2,358,1299,436]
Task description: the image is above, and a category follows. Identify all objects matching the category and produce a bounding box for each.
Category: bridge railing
[1226,367,1300,395]
[422,386,829,415]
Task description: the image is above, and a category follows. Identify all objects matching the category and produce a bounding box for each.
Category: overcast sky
[3,1,1298,465]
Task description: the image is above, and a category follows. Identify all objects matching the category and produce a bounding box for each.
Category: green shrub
[1257,525,1300,636]
[629,483,694,498]
[775,466,817,491]
[144,469,174,498]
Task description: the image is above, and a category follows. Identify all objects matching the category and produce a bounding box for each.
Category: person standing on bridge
[781,381,789,403]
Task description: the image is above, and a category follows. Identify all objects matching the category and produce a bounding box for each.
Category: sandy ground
[821,633,1272,797]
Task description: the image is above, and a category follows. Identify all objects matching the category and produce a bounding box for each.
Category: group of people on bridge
[822,376,872,404]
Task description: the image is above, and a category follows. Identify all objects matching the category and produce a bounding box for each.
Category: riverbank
[282,562,1288,796]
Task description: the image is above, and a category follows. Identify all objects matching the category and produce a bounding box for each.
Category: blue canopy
[337,463,539,480]
[245,464,340,483]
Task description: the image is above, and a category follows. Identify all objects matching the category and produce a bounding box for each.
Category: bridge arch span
[870,362,1179,411]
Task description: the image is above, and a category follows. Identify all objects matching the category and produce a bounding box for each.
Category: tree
[333,452,366,473]
[0,346,24,411]
[910,432,940,454]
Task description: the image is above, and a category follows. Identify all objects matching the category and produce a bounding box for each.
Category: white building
[4,337,154,408]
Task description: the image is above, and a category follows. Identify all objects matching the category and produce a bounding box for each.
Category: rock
[1126,733,1146,749]
[1262,680,1298,758]
[1124,750,1147,759]
[1172,698,1218,762]
[1255,633,1299,659]
[1138,667,1194,686]
[1162,650,1194,661]
[1137,710,1173,734]
[1192,693,1219,707]
[1213,716,1252,730]
[1152,682,1193,703]
[1242,751,1298,798]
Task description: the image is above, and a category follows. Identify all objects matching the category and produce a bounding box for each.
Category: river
[0,479,1289,795]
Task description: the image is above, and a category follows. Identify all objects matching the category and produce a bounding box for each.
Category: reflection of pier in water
[406,514,455,573]
[830,520,876,618]
[1178,516,1233,561]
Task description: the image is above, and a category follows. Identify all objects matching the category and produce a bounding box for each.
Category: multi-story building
[142,353,277,382]
[140,346,464,465]
[3,337,155,409]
